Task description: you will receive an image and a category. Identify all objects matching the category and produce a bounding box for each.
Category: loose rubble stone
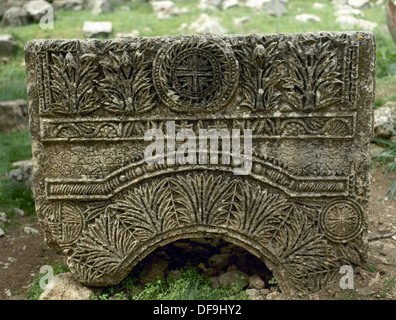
[295,14,321,22]
[245,288,263,300]
[373,102,396,139]
[245,0,288,17]
[151,1,187,19]
[139,255,169,284]
[248,274,265,289]
[25,33,375,294]
[0,34,18,56]
[0,99,29,133]
[8,159,34,194]
[24,226,40,235]
[386,0,396,44]
[187,13,227,34]
[86,0,114,15]
[2,7,30,27]
[22,0,52,23]
[218,270,249,289]
[83,21,113,38]
[53,0,84,11]
[0,227,4,237]
[39,273,94,300]
[0,212,9,225]
[208,254,238,271]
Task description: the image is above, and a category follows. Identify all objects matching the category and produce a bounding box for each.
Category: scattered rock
[0,99,29,133]
[208,253,237,271]
[0,227,4,237]
[198,0,240,11]
[115,30,140,38]
[86,0,114,15]
[218,270,249,289]
[24,226,39,236]
[8,159,34,194]
[2,7,30,28]
[334,5,364,17]
[0,212,9,225]
[39,273,94,300]
[22,0,52,23]
[187,13,227,34]
[313,2,325,9]
[151,1,187,20]
[203,267,217,277]
[233,16,250,27]
[348,0,371,9]
[7,257,17,263]
[245,0,288,17]
[335,14,377,30]
[373,102,396,138]
[0,34,18,56]
[14,208,25,216]
[259,288,270,295]
[52,0,84,11]
[248,274,265,289]
[386,0,396,44]
[245,288,263,300]
[295,13,321,22]
[167,269,182,281]
[139,255,169,284]
[83,21,113,38]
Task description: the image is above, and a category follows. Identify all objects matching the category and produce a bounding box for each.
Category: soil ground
[0,155,395,300]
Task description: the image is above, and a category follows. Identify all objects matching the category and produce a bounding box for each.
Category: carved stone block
[25,32,375,294]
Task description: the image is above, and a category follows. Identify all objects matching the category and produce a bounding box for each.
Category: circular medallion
[319,199,364,243]
[153,39,239,113]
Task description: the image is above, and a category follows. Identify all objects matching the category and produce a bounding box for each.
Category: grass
[371,124,396,200]
[0,129,34,223]
[0,0,395,103]
[92,267,249,300]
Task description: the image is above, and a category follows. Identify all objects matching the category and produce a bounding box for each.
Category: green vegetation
[0,130,34,223]
[25,261,70,300]
[372,124,396,200]
[92,268,249,300]
[0,0,395,103]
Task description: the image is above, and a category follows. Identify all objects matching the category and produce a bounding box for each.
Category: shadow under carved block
[25,32,375,295]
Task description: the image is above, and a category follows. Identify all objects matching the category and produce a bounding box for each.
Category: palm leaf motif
[49,51,100,115]
[233,40,284,111]
[168,173,235,225]
[98,44,156,113]
[283,37,343,111]
[112,179,180,238]
[69,210,137,282]
[262,203,339,291]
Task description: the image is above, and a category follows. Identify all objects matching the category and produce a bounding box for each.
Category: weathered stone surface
[151,1,187,20]
[373,102,396,139]
[186,13,227,34]
[53,0,84,11]
[0,34,18,56]
[86,0,114,15]
[82,21,113,38]
[25,32,375,295]
[245,0,288,17]
[22,0,52,23]
[8,159,34,194]
[386,0,396,44]
[2,7,30,27]
[39,273,93,300]
[208,254,238,271]
[0,99,29,133]
[248,274,265,289]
